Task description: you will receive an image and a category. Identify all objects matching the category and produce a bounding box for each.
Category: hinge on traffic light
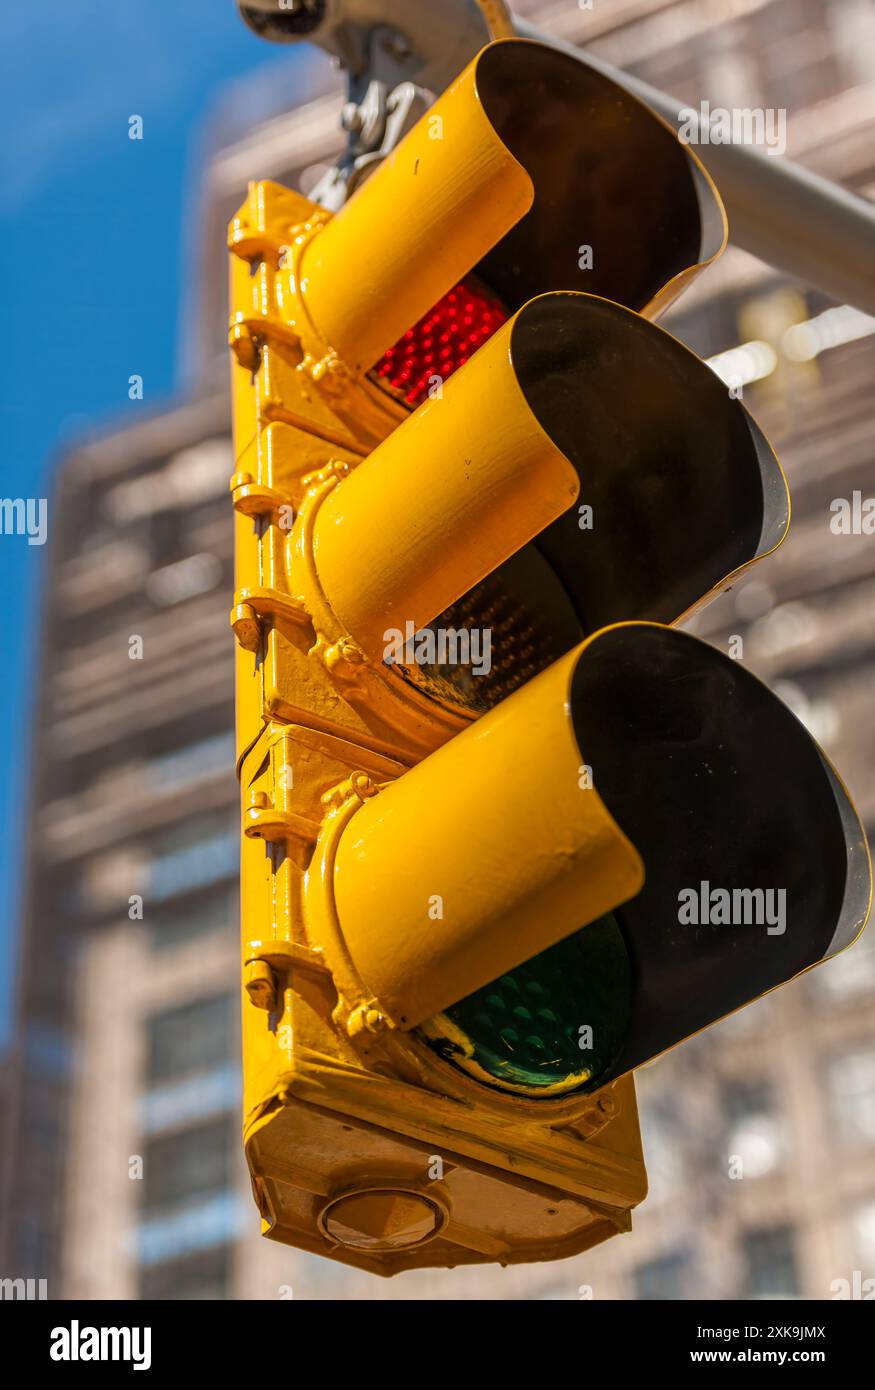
[243,939,331,1013]
[229,470,291,519]
[243,788,320,846]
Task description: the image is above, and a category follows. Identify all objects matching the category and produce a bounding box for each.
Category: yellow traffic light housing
[229,38,871,1273]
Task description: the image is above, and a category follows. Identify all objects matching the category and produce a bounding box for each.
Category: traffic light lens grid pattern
[374,279,508,406]
[422,914,632,1094]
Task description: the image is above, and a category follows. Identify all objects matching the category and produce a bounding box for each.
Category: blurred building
[2,0,875,1300]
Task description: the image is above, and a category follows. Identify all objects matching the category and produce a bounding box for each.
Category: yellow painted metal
[227,180,405,460]
[236,717,648,1274]
[297,37,727,370]
[228,238,650,1266]
[325,644,644,1030]
[246,1066,645,1271]
[297,53,533,372]
[227,180,470,766]
[310,311,578,665]
[227,69,662,1273]
[477,0,515,40]
[226,28,869,1273]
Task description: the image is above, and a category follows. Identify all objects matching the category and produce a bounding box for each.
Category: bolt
[597,1092,618,1120]
[346,1003,387,1038]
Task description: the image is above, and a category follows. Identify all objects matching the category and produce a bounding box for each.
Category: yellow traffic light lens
[567,624,869,1082]
[393,547,582,715]
[347,623,868,1092]
[418,914,631,1096]
[297,38,725,373]
[312,292,789,688]
[511,294,789,635]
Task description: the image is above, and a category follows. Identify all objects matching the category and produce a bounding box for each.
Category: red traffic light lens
[374,279,508,407]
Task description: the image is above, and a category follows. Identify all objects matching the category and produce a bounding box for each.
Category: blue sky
[0,2,321,1044]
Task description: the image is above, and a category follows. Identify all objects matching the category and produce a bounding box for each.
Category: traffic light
[229,38,871,1273]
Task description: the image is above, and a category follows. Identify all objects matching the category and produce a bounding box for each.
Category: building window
[147,884,236,952]
[149,506,185,567]
[633,1251,690,1301]
[23,1024,73,1079]
[136,1190,246,1268]
[743,1225,800,1299]
[750,0,842,110]
[148,730,235,792]
[147,816,238,902]
[151,812,232,855]
[141,1062,240,1135]
[826,1049,875,1146]
[142,1119,232,1216]
[145,995,235,1087]
[724,1079,783,1179]
[145,551,224,607]
[139,1247,230,1301]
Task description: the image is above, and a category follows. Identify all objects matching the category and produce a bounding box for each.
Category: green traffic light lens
[417,914,631,1096]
